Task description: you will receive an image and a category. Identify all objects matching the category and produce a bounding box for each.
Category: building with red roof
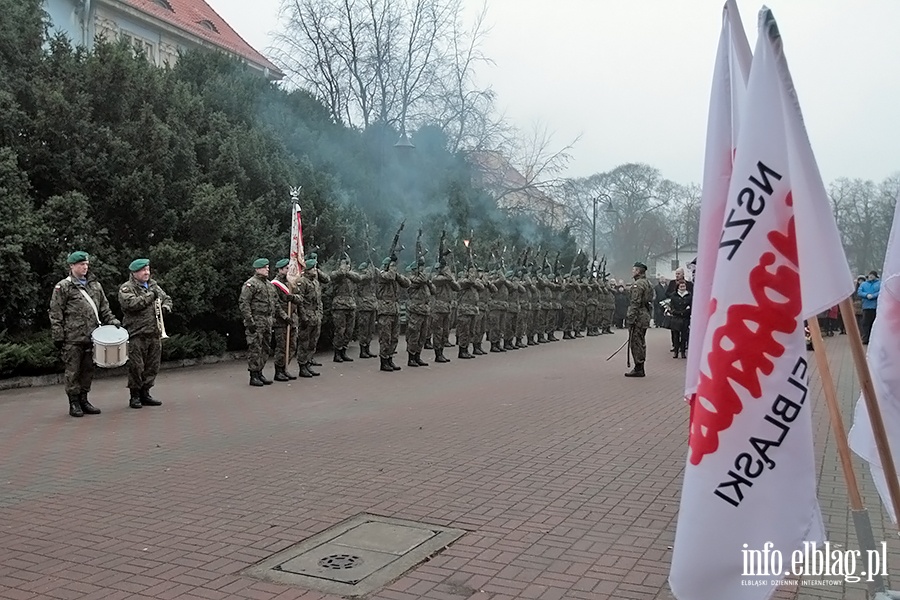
[44,0,283,80]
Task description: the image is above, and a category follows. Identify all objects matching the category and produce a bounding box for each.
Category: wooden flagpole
[839,297,900,528]
[807,316,887,595]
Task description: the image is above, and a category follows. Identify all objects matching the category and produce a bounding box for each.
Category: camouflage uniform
[239,273,277,375]
[473,274,493,354]
[330,266,362,360]
[272,273,300,378]
[626,272,655,374]
[561,278,576,338]
[574,279,587,336]
[296,269,330,370]
[600,281,616,333]
[49,275,120,399]
[515,277,528,347]
[355,264,378,358]
[430,266,460,361]
[488,272,509,351]
[455,270,482,358]
[586,279,601,335]
[119,277,172,394]
[375,265,410,370]
[405,268,434,361]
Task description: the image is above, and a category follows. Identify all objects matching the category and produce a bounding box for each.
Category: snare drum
[91,325,129,368]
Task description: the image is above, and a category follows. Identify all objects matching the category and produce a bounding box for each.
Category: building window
[197,19,219,34]
[120,31,157,65]
[152,0,174,10]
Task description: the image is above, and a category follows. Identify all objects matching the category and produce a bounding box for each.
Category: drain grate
[318,554,362,570]
[243,513,466,597]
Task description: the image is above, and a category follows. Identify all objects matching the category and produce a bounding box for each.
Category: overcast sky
[207,0,899,187]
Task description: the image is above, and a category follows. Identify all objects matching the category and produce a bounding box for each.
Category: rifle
[553,251,561,279]
[364,223,375,266]
[521,247,531,269]
[340,235,351,263]
[499,245,507,272]
[568,249,583,276]
[464,234,475,269]
[439,230,451,268]
[415,228,424,272]
[387,219,405,265]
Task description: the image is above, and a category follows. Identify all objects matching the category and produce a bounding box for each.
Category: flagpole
[807,317,887,595]
[839,298,900,528]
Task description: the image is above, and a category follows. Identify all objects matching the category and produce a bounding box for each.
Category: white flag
[670,8,853,600]
[287,202,305,281]
[848,193,900,522]
[685,0,752,401]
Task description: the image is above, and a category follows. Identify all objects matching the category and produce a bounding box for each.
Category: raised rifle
[387,219,405,266]
[568,249,583,276]
[415,228,424,272]
[553,251,561,279]
[500,245,507,272]
[521,247,530,268]
[340,235,351,263]
[439,230,451,268]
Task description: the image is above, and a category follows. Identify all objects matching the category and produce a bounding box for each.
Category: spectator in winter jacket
[858,270,881,344]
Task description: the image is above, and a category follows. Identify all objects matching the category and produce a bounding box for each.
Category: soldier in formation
[118,258,171,407]
[240,258,278,387]
[625,261,654,378]
[272,258,300,381]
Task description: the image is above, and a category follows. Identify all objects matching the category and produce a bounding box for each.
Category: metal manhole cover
[244,513,467,597]
[318,554,362,570]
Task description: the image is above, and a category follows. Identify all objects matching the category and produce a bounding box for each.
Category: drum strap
[77,287,101,326]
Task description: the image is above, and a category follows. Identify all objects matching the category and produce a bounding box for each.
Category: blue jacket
[858,280,881,310]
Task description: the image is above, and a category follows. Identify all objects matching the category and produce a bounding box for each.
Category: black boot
[408,352,419,367]
[575,330,584,338]
[333,350,344,363]
[435,348,450,363]
[360,344,373,359]
[284,367,297,380]
[258,370,273,385]
[340,348,354,362]
[306,362,320,376]
[518,337,526,348]
[140,387,161,406]
[625,363,646,378]
[548,332,559,342]
[68,393,84,418]
[473,342,486,355]
[249,371,265,387]
[563,331,574,340]
[298,363,314,378]
[458,346,473,359]
[129,388,143,408]
[415,352,429,366]
[424,340,433,350]
[490,341,502,353]
[389,357,402,371]
[310,357,322,366]
[274,367,291,382]
[79,392,101,415]
[498,340,508,352]
[380,357,394,372]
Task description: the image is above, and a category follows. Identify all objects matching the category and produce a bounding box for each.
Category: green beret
[275,258,290,269]
[382,257,392,267]
[307,252,318,261]
[253,258,269,269]
[67,251,89,264]
[305,257,317,269]
[358,262,369,270]
[633,261,648,271]
[129,258,150,272]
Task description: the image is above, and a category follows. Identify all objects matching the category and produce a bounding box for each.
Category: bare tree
[830,174,900,275]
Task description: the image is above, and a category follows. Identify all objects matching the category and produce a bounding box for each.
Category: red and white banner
[670,7,853,600]
[684,0,752,402]
[288,202,305,281]
[849,193,900,522]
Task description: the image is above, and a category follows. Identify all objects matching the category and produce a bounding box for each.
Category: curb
[0,352,248,391]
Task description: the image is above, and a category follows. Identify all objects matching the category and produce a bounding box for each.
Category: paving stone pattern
[0,329,895,600]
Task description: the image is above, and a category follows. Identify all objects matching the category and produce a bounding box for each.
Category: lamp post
[591,195,616,272]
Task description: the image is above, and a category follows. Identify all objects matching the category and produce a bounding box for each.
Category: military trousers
[377,313,400,358]
[562,306,575,332]
[576,305,587,330]
[456,314,474,348]
[274,325,298,369]
[487,310,505,343]
[629,324,649,364]
[127,333,162,390]
[431,312,451,348]
[504,311,517,341]
[332,308,356,350]
[356,309,376,345]
[542,308,553,333]
[517,309,528,338]
[63,342,94,395]
[587,305,599,330]
[245,318,273,372]
[406,312,429,354]
[473,311,486,343]
[601,307,614,329]
[296,318,321,364]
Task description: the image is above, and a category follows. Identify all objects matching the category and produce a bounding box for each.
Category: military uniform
[354,262,378,359]
[330,263,362,362]
[239,259,278,386]
[455,269,483,359]
[430,265,460,363]
[375,258,410,371]
[295,258,330,377]
[405,264,434,366]
[600,280,616,333]
[49,251,121,417]
[586,278,601,335]
[488,271,509,352]
[561,277,576,338]
[574,278,587,337]
[272,261,300,381]
[626,262,655,377]
[119,258,172,407]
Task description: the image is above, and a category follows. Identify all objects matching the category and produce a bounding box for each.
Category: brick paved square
[0,330,896,599]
